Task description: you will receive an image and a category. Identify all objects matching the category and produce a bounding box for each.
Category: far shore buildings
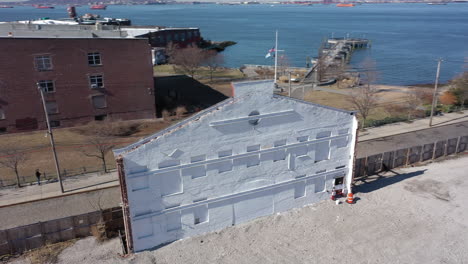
[0,23,202,133]
[114,80,358,252]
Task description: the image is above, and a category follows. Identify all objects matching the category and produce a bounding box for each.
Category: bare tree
[278,54,290,76]
[450,71,468,108]
[349,58,380,129]
[405,89,424,120]
[81,136,115,173]
[0,145,28,188]
[167,44,205,79]
[203,50,224,82]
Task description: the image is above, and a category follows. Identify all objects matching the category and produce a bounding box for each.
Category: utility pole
[37,83,64,193]
[429,59,443,127]
[274,30,278,83]
[288,71,292,97]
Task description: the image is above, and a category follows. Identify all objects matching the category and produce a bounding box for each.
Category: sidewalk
[359,110,468,141]
[0,171,119,207]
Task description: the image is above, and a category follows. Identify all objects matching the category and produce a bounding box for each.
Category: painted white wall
[115,80,358,252]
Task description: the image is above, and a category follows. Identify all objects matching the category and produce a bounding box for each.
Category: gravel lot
[10,155,468,264]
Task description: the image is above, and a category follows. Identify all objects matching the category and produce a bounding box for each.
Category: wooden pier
[304,37,370,84]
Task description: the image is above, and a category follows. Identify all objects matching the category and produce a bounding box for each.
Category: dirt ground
[9,155,468,264]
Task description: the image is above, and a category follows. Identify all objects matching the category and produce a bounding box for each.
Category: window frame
[45,101,59,114]
[89,74,104,89]
[91,95,107,109]
[87,52,102,66]
[38,80,55,93]
[34,55,53,71]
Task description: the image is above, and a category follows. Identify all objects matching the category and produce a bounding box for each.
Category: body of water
[1,3,467,85]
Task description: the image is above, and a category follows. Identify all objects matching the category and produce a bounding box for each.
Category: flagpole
[274,30,278,83]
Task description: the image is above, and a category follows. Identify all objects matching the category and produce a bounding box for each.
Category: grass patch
[0,120,172,186]
[25,240,76,264]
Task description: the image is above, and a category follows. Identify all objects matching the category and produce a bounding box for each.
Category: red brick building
[0,37,155,133]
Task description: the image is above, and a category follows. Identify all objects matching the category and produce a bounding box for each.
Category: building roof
[0,22,198,39]
[114,80,355,157]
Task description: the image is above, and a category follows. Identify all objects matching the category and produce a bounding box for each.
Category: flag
[265,47,275,59]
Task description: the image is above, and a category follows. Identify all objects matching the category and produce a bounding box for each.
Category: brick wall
[0,38,156,133]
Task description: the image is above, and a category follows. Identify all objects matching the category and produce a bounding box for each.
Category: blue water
[1,4,467,85]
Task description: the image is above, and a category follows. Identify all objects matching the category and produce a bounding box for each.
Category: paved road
[357,121,468,158]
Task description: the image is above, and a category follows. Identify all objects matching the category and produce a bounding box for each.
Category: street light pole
[429,59,443,127]
[37,83,64,193]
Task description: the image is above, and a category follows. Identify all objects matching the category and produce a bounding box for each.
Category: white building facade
[114,80,358,252]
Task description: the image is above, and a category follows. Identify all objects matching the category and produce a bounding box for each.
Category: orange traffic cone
[346,192,354,204]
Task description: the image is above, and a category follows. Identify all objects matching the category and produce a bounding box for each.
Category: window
[316,131,332,139]
[194,205,208,225]
[92,95,107,109]
[191,155,206,163]
[35,55,52,71]
[297,136,308,142]
[94,114,107,121]
[0,109,4,120]
[50,120,61,127]
[218,150,232,158]
[174,33,179,41]
[274,139,287,147]
[180,32,186,41]
[314,141,330,162]
[247,145,260,152]
[89,75,104,89]
[334,177,344,185]
[45,101,58,114]
[187,31,192,38]
[38,80,55,93]
[87,52,101,66]
[166,35,172,42]
[294,182,306,199]
[166,212,182,231]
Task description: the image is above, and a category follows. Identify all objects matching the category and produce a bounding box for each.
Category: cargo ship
[90,4,107,9]
[336,3,355,7]
[0,5,14,8]
[35,5,55,9]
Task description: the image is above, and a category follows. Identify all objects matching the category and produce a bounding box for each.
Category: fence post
[405,148,411,166]
[455,136,461,154]
[445,140,449,157]
[432,141,437,160]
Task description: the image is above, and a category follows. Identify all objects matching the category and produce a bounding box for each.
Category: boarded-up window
[166,212,182,231]
[315,141,330,162]
[160,171,182,196]
[46,101,58,114]
[92,95,107,109]
[294,181,306,198]
[191,155,206,163]
[314,177,325,193]
[274,139,287,147]
[316,131,331,139]
[194,205,208,225]
[218,150,232,158]
[247,145,260,152]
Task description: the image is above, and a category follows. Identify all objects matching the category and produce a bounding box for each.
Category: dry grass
[154,64,245,80]
[25,240,75,264]
[304,90,355,110]
[0,120,172,186]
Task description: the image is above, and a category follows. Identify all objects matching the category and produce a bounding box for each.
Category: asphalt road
[356,121,468,158]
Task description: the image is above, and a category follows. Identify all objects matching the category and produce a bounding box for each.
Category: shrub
[439,91,457,105]
[364,116,409,128]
